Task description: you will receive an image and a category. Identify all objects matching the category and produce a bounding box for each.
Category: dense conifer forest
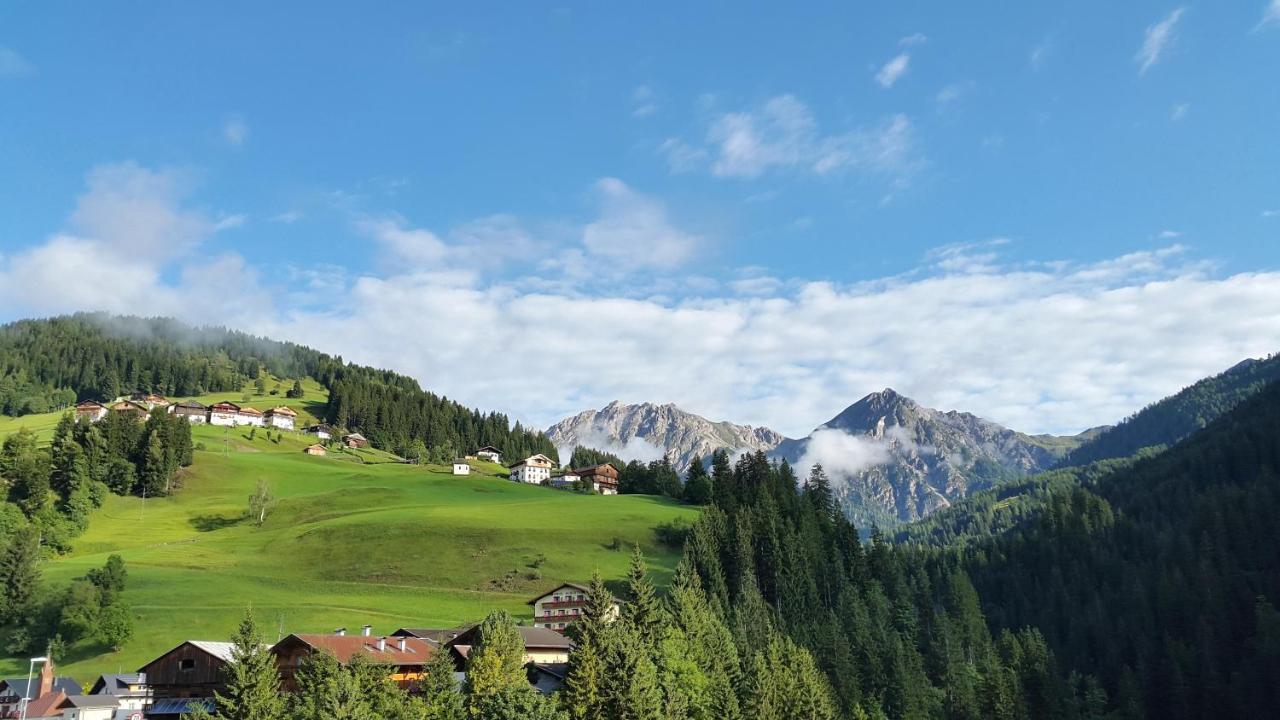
[0,314,557,462]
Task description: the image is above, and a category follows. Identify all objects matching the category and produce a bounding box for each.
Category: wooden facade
[271,634,434,692]
[568,463,620,495]
[138,641,237,700]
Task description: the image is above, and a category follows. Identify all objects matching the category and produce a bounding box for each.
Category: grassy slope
[0,380,696,683]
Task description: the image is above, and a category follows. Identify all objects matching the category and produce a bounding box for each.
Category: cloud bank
[4,163,1280,442]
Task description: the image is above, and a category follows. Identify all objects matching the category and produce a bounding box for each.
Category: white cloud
[1030,39,1052,69]
[223,117,248,146]
[70,162,222,261]
[936,82,973,105]
[659,138,709,173]
[1262,209,1279,218]
[0,46,35,77]
[8,169,1280,445]
[556,428,667,468]
[693,95,920,185]
[272,211,303,224]
[1137,7,1187,76]
[581,178,702,270]
[1158,229,1183,239]
[1170,102,1191,121]
[875,53,911,88]
[631,85,658,117]
[898,33,928,47]
[797,428,892,478]
[1259,0,1280,30]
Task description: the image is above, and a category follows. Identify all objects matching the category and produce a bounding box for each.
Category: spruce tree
[562,571,616,720]
[420,643,465,720]
[0,525,41,624]
[624,545,665,650]
[195,608,287,720]
[603,623,663,720]
[464,610,527,717]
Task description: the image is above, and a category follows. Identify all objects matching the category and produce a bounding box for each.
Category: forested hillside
[960,378,1280,719]
[1059,354,1280,467]
[0,314,555,462]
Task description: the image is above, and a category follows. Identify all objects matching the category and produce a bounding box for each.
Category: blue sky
[2,2,1280,440]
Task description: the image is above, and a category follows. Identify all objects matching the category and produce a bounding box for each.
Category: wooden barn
[343,432,369,449]
[137,640,240,701]
[304,443,327,456]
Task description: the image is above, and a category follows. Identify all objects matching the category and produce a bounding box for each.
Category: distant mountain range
[547,390,1102,523]
[545,401,786,471]
[771,389,1099,524]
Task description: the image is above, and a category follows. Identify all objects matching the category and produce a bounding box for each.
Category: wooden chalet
[171,400,208,424]
[131,392,170,409]
[342,432,369,449]
[208,401,241,427]
[432,624,575,668]
[108,400,150,421]
[137,640,241,702]
[271,632,435,692]
[528,582,622,632]
[304,423,334,440]
[474,445,502,464]
[568,463,620,495]
[74,400,108,423]
[264,406,297,430]
[303,443,327,456]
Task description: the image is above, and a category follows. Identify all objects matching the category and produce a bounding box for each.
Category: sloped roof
[148,697,214,715]
[238,406,264,415]
[508,453,554,469]
[188,640,240,662]
[274,634,435,666]
[210,401,241,411]
[266,406,297,416]
[173,400,207,410]
[0,676,81,697]
[88,673,146,695]
[61,694,120,708]
[445,624,576,651]
[19,690,67,718]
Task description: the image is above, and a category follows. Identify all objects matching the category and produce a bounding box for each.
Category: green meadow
[0,385,696,683]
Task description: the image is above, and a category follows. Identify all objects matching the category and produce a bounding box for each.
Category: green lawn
[0,415,696,684]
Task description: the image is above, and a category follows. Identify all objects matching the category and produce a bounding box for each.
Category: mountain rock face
[546,401,786,471]
[774,389,1092,524]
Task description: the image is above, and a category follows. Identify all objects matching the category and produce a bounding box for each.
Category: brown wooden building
[568,463,620,495]
[138,640,241,700]
[171,400,208,424]
[271,632,435,692]
[342,432,369,449]
[74,400,108,423]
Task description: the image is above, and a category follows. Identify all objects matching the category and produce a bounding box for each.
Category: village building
[474,446,502,464]
[51,693,121,719]
[568,463,620,495]
[131,392,170,409]
[264,406,297,430]
[549,472,581,491]
[74,400,108,423]
[236,406,265,427]
[528,582,622,631]
[342,432,369,449]
[108,400,150,422]
[508,454,555,485]
[304,423,334,440]
[137,640,242,716]
[452,460,471,475]
[271,631,435,692]
[171,400,208,424]
[393,624,574,671]
[304,443,327,456]
[208,401,242,427]
[86,672,150,714]
[0,661,81,719]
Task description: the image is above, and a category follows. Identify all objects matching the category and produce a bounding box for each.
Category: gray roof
[0,676,82,697]
[62,694,120,708]
[89,673,147,696]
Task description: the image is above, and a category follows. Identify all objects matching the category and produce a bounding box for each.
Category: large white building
[508,454,554,484]
[208,401,241,427]
[264,406,297,430]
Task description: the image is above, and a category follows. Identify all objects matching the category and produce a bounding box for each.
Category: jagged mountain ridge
[545,401,786,471]
[774,389,1095,525]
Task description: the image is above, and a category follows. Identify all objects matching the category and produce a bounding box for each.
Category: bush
[654,518,693,548]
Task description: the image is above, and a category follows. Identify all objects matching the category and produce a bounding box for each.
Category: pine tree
[464,610,527,717]
[562,571,616,720]
[625,545,666,650]
[420,643,465,720]
[194,608,287,720]
[683,455,713,505]
[604,623,664,720]
[804,464,835,521]
[0,525,41,624]
[290,650,375,720]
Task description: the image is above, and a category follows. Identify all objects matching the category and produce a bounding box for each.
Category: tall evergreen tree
[464,610,528,717]
[191,609,287,720]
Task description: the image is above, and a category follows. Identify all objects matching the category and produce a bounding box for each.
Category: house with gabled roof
[74,400,108,423]
[509,454,555,485]
[171,400,208,424]
[474,446,502,464]
[137,640,242,705]
[271,630,436,692]
[208,401,241,427]
[237,406,265,427]
[342,432,369,449]
[528,582,622,632]
[109,400,150,421]
[264,406,297,430]
[0,660,81,719]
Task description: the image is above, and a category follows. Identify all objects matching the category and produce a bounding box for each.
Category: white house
[452,460,471,476]
[264,406,297,430]
[305,424,334,440]
[237,407,265,427]
[528,582,621,632]
[208,401,241,427]
[53,693,120,720]
[171,401,208,424]
[509,454,554,484]
[475,446,502,464]
[550,472,580,490]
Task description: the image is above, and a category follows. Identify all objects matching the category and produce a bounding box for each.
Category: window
[179,658,196,671]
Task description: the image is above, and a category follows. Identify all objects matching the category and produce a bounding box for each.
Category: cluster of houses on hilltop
[0,584,622,719]
[450,448,620,495]
[75,395,299,431]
